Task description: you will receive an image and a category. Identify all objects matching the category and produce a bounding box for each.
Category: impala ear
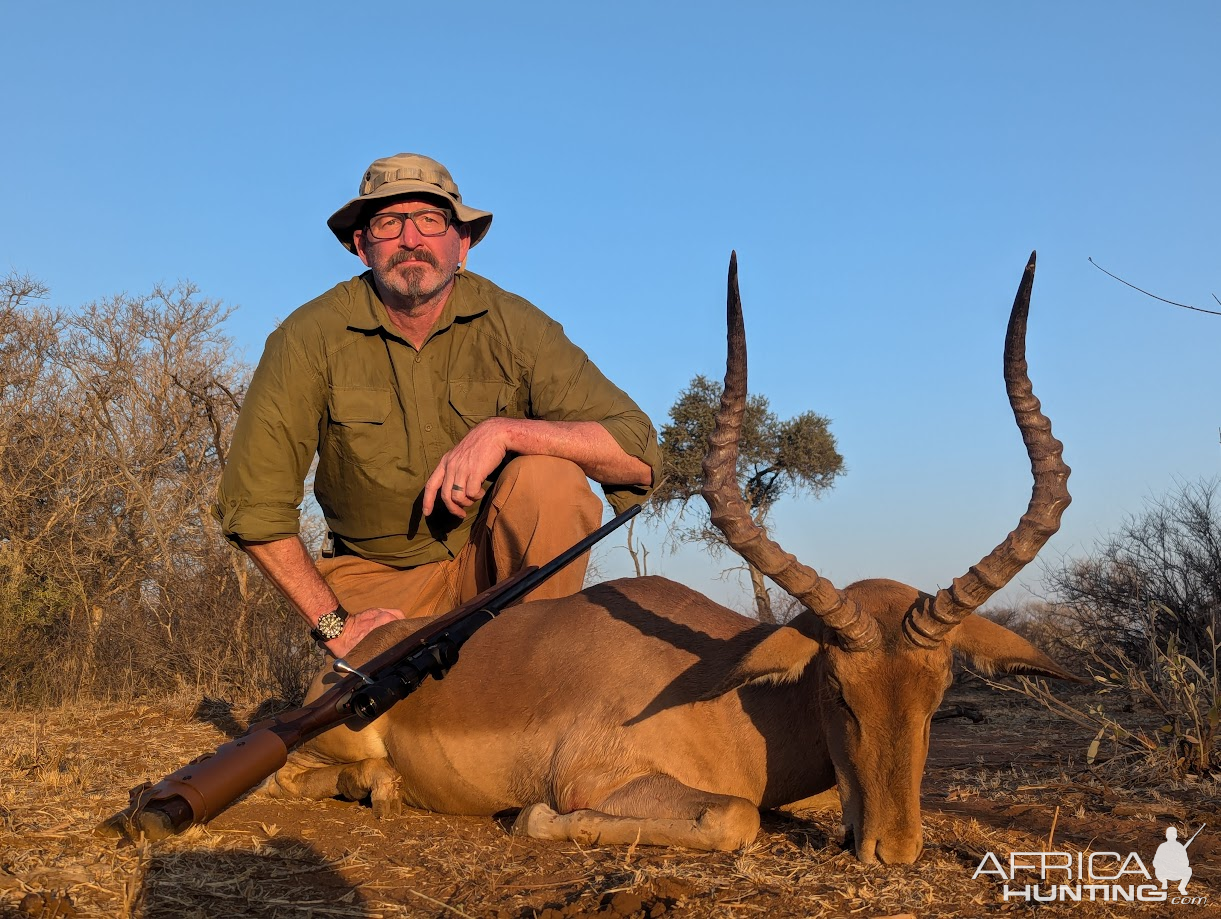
[701,627,822,700]
[949,614,1083,683]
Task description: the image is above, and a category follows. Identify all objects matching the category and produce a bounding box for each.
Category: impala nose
[875,836,923,865]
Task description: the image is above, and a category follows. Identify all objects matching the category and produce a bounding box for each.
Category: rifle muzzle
[99,727,289,840]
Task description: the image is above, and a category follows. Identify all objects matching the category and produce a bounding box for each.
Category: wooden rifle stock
[98,504,639,841]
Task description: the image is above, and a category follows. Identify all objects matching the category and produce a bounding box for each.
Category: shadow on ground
[136,837,367,919]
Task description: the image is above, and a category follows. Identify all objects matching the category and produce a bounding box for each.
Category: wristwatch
[309,606,349,644]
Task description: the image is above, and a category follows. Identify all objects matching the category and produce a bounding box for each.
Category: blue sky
[3,2,1218,612]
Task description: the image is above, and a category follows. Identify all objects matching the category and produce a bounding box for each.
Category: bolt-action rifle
[99,504,640,841]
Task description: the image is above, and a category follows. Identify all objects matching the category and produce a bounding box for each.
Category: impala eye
[824,678,849,709]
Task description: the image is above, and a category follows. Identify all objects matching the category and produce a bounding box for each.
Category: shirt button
[424,424,433,432]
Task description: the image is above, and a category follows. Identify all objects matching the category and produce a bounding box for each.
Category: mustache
[387,249,440,269]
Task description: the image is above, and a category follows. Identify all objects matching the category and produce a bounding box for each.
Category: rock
[610,891,644,916]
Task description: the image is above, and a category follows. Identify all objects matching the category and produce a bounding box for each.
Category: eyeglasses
[365,208,452,240]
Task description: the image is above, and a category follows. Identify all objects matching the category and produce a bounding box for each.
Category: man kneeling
[215,153,658,657]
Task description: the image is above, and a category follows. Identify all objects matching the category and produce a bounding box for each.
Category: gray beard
[378,253,453,306]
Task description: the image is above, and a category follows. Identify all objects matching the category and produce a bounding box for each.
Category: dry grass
[1,684,1218,918]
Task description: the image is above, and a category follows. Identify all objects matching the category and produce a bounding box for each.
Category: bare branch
[1089,257,1221,317]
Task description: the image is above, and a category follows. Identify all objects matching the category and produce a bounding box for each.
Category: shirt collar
[346,271,489,339]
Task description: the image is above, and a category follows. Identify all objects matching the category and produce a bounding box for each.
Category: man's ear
[352,229,372,267]
[456,224,471,270]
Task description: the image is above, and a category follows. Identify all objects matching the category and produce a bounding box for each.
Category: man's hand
[422,417,653,518]
[241,539,411,659]
[422,418,510,517]
[324,606,406,659]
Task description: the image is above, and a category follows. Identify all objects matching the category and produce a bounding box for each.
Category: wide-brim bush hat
[328,153,493,253]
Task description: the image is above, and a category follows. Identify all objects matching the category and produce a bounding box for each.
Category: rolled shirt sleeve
[215,324,327,546]
[526,319,660,512]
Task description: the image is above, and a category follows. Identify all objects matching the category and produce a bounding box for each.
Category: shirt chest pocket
[446,380,519,437]
[327,388,394,467]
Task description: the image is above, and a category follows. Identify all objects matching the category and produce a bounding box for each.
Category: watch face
[315,611,345,640]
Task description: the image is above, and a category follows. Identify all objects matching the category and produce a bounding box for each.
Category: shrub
[0,274,316,708]
[995,481,1221,777]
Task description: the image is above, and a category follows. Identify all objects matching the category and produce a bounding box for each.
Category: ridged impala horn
[702,252,880,651]
[904,252,1071,647]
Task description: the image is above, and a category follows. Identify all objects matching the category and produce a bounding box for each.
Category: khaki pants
[316,456,603,618]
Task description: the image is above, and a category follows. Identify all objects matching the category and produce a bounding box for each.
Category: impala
[264,252,1075,864]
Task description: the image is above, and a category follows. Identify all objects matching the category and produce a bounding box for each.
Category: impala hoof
[371,788,404,820]
[513,802,558,837]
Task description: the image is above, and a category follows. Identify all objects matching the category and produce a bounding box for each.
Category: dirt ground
[1,681,1217,919]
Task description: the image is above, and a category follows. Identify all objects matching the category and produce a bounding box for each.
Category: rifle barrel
[493,504,640,609]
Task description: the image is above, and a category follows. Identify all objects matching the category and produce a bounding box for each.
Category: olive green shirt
[215,270,659,568]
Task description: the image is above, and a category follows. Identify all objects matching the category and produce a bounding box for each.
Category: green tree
[650,374,845,622]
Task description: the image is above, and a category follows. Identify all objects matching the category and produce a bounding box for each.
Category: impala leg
[513,774,759,851]
[262,753,403,819]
